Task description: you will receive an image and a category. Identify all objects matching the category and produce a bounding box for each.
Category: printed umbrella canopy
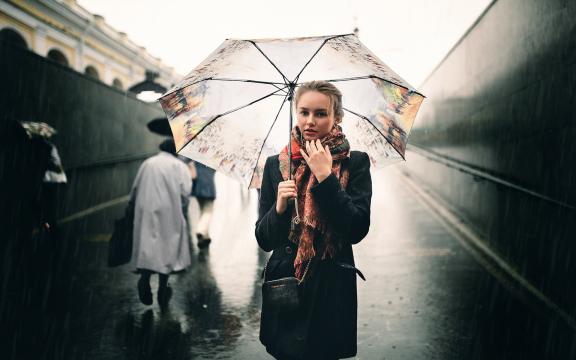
[159,34,425,188]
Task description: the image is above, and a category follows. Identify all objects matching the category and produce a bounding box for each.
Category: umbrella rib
[177,86,289,151]
[343,107,405,161]
[248,92,290,188]
[293,34,349,83]
[246,40,290,84]
[325,75,425,98]
[161,77,286,99]
[209,77,286,86]
[324,75,375,82]
[209,77,287,92]
[164,73,424,101]
[217,86,289,118]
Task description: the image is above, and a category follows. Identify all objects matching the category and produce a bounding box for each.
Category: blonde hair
[294,81,344,123]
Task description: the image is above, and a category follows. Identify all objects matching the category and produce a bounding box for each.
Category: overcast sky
[78,0,491,87]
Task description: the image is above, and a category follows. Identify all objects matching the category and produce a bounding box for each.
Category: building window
[112,78,123,90]
[85,65,100,80]
[47,49,69,67]
[0,28,28,49]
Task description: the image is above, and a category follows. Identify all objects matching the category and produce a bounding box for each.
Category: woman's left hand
[300,140,333,183]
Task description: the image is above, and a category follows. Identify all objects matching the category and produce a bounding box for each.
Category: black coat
[255,151,372,359]
[192,161,216,199]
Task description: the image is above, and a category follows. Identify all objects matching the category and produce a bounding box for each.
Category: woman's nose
[305,115,315,126]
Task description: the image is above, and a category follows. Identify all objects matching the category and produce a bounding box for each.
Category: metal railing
[407,144,576,211]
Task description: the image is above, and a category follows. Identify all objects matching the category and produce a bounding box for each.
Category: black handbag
[262,257,311,312]
[107,195,135,267]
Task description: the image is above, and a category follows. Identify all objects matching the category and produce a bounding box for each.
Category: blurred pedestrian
[192,161,216,248]
[255,81,372,359]
[39,135,67,241]
[18,121,65,240]
[129,139,192,307]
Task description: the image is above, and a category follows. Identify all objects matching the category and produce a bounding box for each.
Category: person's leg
[186,195,195,242]
[140,269,152,282]
[196,198,214,245]
[202,199,214,236]
[157,273,172,307]
[196,198,206,237]
[158,273,169,290]
[137,269,153,305]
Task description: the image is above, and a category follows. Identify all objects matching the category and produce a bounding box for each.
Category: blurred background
[1,0,575,359]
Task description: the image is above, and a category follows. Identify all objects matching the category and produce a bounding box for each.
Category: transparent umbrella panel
[160,34,425,188]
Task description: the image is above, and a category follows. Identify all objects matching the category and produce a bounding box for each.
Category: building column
[104,59,112,84]
[34,24,47,55]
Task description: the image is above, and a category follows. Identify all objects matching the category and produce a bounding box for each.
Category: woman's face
[296,90,336,141]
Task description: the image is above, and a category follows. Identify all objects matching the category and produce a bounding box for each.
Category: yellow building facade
[0,0,179,91]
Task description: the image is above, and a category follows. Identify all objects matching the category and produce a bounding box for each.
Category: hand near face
[300,139,333,183]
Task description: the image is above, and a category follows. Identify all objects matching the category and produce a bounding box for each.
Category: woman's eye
[300,111,309,116]
[316,111,327,117]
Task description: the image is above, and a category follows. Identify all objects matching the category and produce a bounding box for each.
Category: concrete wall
[0,41,166,238]
[403,0,576,315]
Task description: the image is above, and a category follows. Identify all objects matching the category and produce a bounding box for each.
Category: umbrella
[159,34,425,188]
[20,121,57,138]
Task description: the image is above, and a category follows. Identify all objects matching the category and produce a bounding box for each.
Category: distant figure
[40,138,67,239]
[18,121,65,239]
[192,161,216,249]
[1,119,50,252]
[129,139,192,307]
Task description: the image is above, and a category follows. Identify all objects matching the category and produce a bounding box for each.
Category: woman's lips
[304,129,317,135]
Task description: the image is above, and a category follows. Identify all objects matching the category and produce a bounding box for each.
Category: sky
[78,0,492,88]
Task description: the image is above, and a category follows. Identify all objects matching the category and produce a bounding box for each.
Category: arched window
[112,78,123,90]
[85,65,100,80]
[0,28,28,49]
[47,49,69,67]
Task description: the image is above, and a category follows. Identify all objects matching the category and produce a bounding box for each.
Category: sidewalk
[57,168,576,359]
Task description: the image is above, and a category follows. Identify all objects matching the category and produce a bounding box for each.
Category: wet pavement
[6,167,576,359]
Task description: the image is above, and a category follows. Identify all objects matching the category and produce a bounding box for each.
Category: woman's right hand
[276,180,297,214]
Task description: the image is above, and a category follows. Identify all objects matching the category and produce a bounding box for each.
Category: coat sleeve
[310,152,372,244]
[255,156,292,252]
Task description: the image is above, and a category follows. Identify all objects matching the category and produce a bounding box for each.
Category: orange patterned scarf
[279,125,350,279]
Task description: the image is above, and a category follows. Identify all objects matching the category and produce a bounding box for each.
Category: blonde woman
[256,81,372,359]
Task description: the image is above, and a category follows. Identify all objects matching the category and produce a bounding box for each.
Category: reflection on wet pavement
[14,168,576,359]
[66,174,269,359]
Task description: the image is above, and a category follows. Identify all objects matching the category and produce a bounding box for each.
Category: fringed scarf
[279,125,350,279]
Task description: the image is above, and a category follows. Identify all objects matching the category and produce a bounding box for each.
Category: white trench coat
[129,151,192,274]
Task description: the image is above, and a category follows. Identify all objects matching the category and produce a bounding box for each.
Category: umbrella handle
[293,196,300,223]
[290,196,301,231]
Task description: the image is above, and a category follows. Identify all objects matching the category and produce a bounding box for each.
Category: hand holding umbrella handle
[276,180,297,215]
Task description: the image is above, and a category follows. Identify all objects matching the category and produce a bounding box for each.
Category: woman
[256,81,372,359]
[130,139,192,307]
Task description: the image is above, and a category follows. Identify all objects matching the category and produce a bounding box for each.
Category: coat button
[285,246,292,254]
